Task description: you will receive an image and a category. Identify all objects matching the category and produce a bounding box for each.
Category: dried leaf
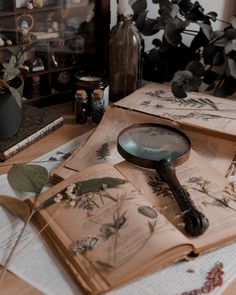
[0,195,30,223]
[77,177,127,195]
[7,164,48,194]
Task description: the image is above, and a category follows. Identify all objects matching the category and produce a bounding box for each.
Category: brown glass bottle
[109,14,142,102]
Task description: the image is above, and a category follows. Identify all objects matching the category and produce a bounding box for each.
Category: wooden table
[0,102,92,294]
[0,102,235,295]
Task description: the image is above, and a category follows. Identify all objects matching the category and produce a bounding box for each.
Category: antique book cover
[51,105,236,181]
[0,105,64,161]
[31,150,236,294]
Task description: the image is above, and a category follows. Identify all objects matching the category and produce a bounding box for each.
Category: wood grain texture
[0,102,93,294]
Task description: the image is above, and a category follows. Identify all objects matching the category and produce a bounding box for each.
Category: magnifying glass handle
[155,161,209,236]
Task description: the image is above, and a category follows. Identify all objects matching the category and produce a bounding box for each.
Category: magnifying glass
[117,123,209,236]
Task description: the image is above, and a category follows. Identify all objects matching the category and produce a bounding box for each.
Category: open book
[32,150,236,294]
[52,95,236,181]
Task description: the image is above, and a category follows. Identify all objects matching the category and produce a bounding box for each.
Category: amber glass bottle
[109,6,142,102]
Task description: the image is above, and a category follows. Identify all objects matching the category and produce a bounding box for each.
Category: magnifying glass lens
[118,125,190,162]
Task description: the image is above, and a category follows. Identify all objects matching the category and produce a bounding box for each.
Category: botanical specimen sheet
[32,149,236,293]
[54,105,236,180]
[0,136,235,294]
[115,82,236,137]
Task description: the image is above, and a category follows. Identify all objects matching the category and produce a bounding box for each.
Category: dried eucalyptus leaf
[0,195,30,223]
[77,177,127,195]
[7,164,48,194]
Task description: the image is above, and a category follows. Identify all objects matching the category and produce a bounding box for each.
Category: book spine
[1,117,64,161]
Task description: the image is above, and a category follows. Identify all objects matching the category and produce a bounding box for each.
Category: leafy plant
[131,0,236,98]
[0,42,43,106]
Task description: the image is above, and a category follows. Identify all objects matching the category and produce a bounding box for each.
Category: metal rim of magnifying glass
[117,123,191,169]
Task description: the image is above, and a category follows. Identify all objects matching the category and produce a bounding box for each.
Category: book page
[115,83,236,137]
[182,128,236,176]
[63,106,171,172]
[54,106,235,180]
[35,164,191,292]
[116,150,236,254]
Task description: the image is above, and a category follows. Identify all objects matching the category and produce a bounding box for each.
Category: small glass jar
[91,89,104,124]
[75,72,109,115]
[74,89,88,124]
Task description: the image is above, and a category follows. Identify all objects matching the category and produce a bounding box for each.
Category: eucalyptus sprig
[131,0,236,98]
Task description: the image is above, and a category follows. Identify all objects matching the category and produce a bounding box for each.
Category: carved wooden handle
[155,160,209,236]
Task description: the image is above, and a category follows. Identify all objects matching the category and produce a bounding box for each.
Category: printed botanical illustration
[96,143,110,161]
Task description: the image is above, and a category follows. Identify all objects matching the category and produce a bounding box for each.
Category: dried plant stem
[15,206,62,257]
[0,195,39,285]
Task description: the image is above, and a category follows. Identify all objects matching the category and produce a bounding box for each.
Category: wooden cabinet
[0,0,110,107]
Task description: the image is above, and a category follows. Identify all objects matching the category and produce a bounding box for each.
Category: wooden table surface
[0,102,92,294]
[0,102,235,295]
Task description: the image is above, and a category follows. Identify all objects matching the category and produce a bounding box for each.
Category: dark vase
[0,76,23,139]
[109,14,142,102]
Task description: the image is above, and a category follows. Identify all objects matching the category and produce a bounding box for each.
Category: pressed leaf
[7,164,49,194]
[0,195,30,223]
[77,177,127,195]
[96,143,110,160]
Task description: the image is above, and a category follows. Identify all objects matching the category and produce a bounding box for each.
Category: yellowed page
[116,150,236,253]
[54,105,235,180]
[63,106,172,172]
[115,83,236,137]
[35,164,191,292]
[182,128,236,176]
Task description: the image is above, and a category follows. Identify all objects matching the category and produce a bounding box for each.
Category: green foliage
[7,164,49,194]
[0,42,45,104]
[76,177,126,195]
[131,0,236,97]
[40,177,127,209]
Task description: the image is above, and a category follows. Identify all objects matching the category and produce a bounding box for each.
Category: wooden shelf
[0,0,110,107]
[16,6,61,14]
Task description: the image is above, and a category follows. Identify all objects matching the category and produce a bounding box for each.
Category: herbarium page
[116,150,236,253]
[36,164,191,291]
[114,83,236,136]
[54,105,235,180]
